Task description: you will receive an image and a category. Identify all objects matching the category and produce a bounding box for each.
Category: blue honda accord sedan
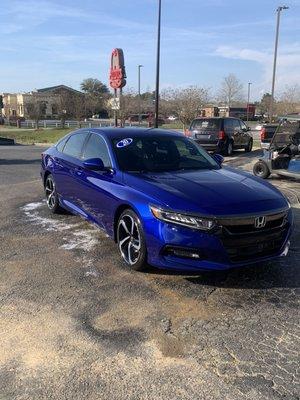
[41,128,293,272]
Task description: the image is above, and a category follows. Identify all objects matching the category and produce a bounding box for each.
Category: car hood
[124,167,288,216]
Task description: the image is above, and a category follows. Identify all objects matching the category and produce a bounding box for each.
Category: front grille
[221,227,288,262]
[218,211,289,263]
[219,211,287,235]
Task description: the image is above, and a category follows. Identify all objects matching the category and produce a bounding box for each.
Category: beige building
[1,85,81,120]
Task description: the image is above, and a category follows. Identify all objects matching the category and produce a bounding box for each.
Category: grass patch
[0,128,72,144]
[162,123,184,130]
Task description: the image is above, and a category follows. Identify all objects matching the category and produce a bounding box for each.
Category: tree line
[26,75,300,128]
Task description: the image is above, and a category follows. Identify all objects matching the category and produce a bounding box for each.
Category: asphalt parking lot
[0,145,299,400]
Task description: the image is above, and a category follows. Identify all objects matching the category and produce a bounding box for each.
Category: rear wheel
[117,209,147,271]
[245,138,253,152]
[224,140,234,156]
[45,174,62,213]
[253,161,270,179]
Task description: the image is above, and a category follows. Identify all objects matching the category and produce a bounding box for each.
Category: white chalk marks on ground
[21,201,102,277]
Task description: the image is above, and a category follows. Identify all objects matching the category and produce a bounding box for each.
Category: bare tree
[26,97,47,129]
[161,86,211,128]
[56,90,85,128]
[105,89,140,125]
[217,74,244,109]
[276,84,300,116]
[119,89,140,125]
[71,94,88,127]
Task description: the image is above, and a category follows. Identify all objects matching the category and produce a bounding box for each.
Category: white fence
[5,120,149,129]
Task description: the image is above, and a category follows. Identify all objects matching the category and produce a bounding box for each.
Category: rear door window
[191,119,220,130]
[63,132,88,159]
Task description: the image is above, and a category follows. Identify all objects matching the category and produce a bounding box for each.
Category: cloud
[0,0,153,35]
[214,43,300,96]
[215,46,268,64]
[0,0,91,33]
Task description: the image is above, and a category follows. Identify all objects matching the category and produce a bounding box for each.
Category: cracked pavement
[0,145,299,399]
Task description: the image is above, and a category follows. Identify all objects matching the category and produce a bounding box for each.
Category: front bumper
[144,211,293,271]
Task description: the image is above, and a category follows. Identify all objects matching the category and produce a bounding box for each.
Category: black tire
[253,161,270,179]
[224,140,234,156]
[245,138,253,152]
[44,174,62,213]
[117,209,147,271]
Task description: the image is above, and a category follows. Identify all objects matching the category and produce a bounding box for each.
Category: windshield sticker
[116,138,133,148]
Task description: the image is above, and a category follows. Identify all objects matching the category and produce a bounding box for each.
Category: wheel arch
[43,170,51,187]
[113,203,142,242]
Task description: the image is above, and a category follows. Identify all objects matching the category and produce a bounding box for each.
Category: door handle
[74,166,84,176]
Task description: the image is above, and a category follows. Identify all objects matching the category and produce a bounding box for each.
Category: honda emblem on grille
[254,216,266,229]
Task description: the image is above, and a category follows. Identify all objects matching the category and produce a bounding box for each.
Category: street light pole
[154,0,162,129]
[138,64,143,125]
[269,5,289,121]
[246,82,252,123]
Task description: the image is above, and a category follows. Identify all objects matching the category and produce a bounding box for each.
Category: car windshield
[112,135,220,173]
[190,119,220,130]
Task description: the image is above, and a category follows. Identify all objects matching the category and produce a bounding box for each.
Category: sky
[1,0,300,100]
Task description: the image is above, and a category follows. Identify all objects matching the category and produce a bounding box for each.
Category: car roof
[81,127,183,139]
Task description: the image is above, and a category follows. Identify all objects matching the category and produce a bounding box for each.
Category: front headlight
[150,205,216,231]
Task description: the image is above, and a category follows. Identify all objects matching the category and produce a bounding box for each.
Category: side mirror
[212,153,224,165]
[247,126,251,131]
[83,158,105,171]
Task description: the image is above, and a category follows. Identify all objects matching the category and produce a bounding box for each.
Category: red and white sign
[109,48,126,89]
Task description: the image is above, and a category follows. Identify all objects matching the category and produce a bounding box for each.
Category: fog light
[163,246,203,259]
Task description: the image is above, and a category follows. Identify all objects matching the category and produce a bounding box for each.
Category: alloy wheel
[117,214,141,266]
[45,176,56,209]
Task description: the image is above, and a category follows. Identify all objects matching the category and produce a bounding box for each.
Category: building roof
[37,85,82,95]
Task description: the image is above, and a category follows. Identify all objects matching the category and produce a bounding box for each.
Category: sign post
[109,48,126,127]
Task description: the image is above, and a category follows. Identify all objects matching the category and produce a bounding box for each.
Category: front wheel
[224,140,234,156]
[253,161,270,179]
[245,138,253,152]
[117,209,147,271]
[45,174,62,213]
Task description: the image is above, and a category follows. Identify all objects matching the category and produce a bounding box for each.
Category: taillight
[260,127,266,140]
[218,130,226,140]
[185,129,192,137]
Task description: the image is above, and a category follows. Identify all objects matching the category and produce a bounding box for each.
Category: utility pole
[138,65,143,125]
[154,0,162,128]
[269,5,289,121]
[246,82,252,123]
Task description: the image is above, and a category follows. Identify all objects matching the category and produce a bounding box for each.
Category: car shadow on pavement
[224,149,263,169]
[0,159,41,165]
[146,207,300,290]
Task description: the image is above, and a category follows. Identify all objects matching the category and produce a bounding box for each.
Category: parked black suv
[186,117,253,156]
